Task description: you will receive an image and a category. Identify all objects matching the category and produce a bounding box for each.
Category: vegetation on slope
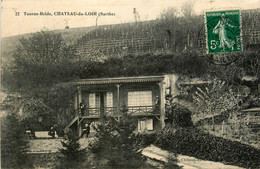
[140,104,260,169]
[154,127,260,169]
[3,28,260,131]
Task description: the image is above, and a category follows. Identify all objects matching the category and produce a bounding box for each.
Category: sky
[1,0,260,37]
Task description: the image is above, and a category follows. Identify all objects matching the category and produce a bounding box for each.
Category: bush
[135,133,157,147]
[166,102,193,127]
[154,127,260,169]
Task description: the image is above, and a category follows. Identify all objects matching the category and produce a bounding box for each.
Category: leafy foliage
[239,50,260,77]
[3,31,79,130]
[154,127,260,169]
[89,115,148,169]
[57,129,88,169]
[135,133,157,148]
[77,51,209,79]
[1,113,32,169]
[4,31,77,93]
[166,102,193,127]
[19,96,55,131]
[192,79,243,129]
[45,84,76,133]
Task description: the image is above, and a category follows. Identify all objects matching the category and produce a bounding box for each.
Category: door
[89,92,113,116]
[89,93,101,115]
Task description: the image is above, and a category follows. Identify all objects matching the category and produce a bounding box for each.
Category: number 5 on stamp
[205,10,242,54]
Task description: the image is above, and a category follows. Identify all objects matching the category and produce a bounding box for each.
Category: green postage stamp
[205,10,242,54]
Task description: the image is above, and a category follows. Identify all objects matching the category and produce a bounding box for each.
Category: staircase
[66,109,80,129]
[66,115,79,129]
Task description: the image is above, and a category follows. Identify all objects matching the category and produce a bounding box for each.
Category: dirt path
[28,138,94,153]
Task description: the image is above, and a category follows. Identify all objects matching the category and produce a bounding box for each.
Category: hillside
[1,26,97,66]
[1,8,260,67]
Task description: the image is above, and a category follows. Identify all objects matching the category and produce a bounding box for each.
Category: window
[89,92,113,108]
[89,93,100,108]
[89,93,101,115]
[106,92,113,107]
[89,93,95,108]
[128,91,152,107]
[138,118,153,132]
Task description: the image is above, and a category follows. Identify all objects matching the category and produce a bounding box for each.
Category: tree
[180,1,196,48]
[0,94,31,168]
[180,1,195,18]
[6,31,77,92]
[1,111,32,168]
[159,7,179,21]
[3,31,79,131]
[57,129,88,169]
[47,83,77,135]
[89,114,149,169]
[158,7,181,51]
[158,2,199,51]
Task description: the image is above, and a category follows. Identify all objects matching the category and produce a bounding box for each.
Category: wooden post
[212,113,215,131]
[74,91,78,111]
[77,86,82,137]
[115,84,121,119]
[221,121,225,137]
[158,81,166,128]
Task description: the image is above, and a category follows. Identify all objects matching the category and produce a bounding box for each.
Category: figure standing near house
[80,102,86,116]
[49,126,55,138]
[212,13,236,51]
[154,96,160,112]
[81,122,91,138]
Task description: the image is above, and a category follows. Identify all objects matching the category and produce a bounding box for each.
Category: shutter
[140,120,146,132]
[138,119,141,132]
[146,119,153,131]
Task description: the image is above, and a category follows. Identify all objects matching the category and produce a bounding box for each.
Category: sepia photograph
[1,0,260,168]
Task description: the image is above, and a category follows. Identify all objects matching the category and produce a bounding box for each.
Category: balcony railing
[105,107,117,116]
[88,108,101,116]
[80,105,159,117]
[127,106,155,114]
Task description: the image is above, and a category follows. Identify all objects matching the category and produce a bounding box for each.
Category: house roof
[74,76,165,85]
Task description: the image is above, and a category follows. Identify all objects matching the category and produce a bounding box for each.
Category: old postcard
[1,0,260,169]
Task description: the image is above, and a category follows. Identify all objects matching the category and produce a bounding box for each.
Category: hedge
[147,127,260,169]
